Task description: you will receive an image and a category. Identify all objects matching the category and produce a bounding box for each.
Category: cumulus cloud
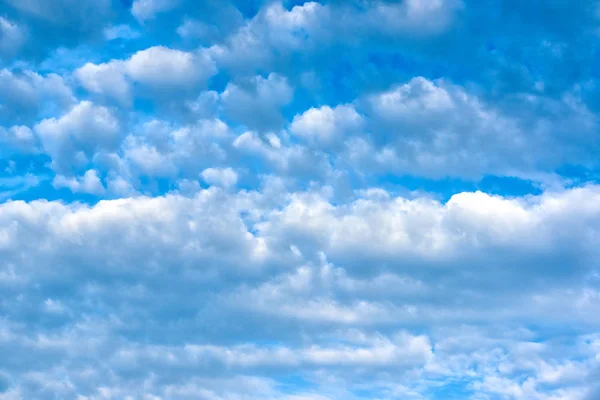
[201,167,238,188]
[131,0,180,22]
[0,69,75,124]
[279,76,599,180]
[103,24,140,41]
[207,2,329,71]
[290,104,363,146]
[126,46,216,88]
[233,130,332,180]
[360,0,464,37]
[75,46,217,104]
[210,0,463,72]
[53,169,105,195]
[70,118,238,194]
[221,73,293,131]
[1,0,118,61]
[0,125,37,153]
[5,0,600,398]
[75,62,131,105]
[0,186,599,397]
[34,101,121,172]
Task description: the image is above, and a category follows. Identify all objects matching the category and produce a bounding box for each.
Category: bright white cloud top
[1,1,600,399]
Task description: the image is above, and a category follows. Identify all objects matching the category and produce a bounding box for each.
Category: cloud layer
[1,0,600,399]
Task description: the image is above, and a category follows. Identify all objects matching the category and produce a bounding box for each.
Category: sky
[1,0,600,399]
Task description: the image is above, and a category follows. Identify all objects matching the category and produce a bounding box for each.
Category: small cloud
[103,24,141,41]
[201,167,238,188]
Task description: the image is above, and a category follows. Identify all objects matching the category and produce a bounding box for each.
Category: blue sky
[1,0,600,399]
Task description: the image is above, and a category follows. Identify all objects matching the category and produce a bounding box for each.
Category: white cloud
[233,130,331,178]
[0,186,599,397]
[121,118,233,182]
[0,125,37,153]
[0,68,75,123]
[103,24,141,41]
[208,2,329,71]
[369,77,455,121]
[122,136,177,178]
[262,2,328,50]
[0,185,599,397]
[131,0,181,22]
[126,46,216,88]
[75,46,217,103]
[173,332,432,369]
[63,118,239,195]
[210,0,461,73]
[201,167,238,188]
[177,18,222,43]
[1,0,117,61]
[221,73,293,130]
[290,104,364,146]
[53,169,105,195]
[35,101,121,171]
[3,1,600,399]
[106,175,138,198]
[184,90,219,119]
[75,62,130,104]
[363,0,464,37]
[327,77,600,179]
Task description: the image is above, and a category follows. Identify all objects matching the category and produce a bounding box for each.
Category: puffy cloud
[0,186,599,397]
[135,118,231,172]
[4,0,600,398]
[1,0,120,61]
[53,169,105,195]
[75,62,131,105]
[279,76,599,180]
[139,0,247,49]
[221,73,293,131]
[233,130,332,180]
[121,136,177,178]
[260,1,329,50]
[206,2,329,72]
[369,77,456,121]
[201,167,238,188]
[0,126,37,153]
[0,69,75,125]
[356,76,521,178]
[74,118,238,193]
[102,24,140,41]
[131,0,180,22]
[177,17,228,43]
[75,46,217,104]
[126,46,216,88]
[359,0,464,37]
[183,90,219,119]
[247,186,600,312]
[290,104,363,146]
[368,77,597,178]
[210,0,463,72]
[106,175,138,198]
[34,101,121,172]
